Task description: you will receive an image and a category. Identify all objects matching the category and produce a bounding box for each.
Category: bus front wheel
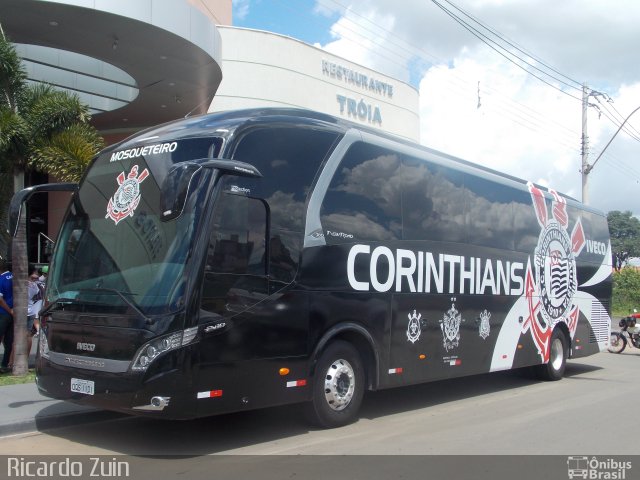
[305,340,364,428]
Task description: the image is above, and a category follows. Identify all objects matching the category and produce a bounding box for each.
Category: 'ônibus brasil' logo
[106,165,149,225]
[524,182,585,361]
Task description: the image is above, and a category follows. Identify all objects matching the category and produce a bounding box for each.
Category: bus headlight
[131,327,198,372]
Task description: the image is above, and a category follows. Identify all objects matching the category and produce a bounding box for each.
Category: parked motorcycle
[609,311,640,353]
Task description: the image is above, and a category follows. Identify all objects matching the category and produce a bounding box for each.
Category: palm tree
[0,29,103,375]
[30,122,104,182]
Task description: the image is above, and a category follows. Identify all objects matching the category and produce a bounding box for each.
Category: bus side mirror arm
[9,183,78,238]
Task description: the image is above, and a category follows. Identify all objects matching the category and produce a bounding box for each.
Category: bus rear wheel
[536,329,568,381]
[305,340,364,428]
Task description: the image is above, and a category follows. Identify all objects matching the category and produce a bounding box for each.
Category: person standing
[8,265,42,370]
[38,265,48,283]
[0,261,14,373]
[27,265,42,347]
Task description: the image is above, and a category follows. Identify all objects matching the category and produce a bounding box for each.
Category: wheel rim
[550,337,564,371]
[323,358,355,411]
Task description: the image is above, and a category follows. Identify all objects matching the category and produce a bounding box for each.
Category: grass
[0,369,36,386]
[612,309,636,320]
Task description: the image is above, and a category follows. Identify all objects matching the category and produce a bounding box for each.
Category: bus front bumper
[35,356,196,420]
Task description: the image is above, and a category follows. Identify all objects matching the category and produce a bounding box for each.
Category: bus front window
[47,142,217,316]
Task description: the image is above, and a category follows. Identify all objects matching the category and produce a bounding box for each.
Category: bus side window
[513,190,540,253]
[320,142,402,243]
[401,156,466,243]
[464,174,515,251]
[230,126,340,276]
[200,193,268,315]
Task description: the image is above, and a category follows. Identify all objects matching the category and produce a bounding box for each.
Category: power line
[429,0,640,181]
[599,151,640,179]
[594,96,640,142]
[430,0,582,100]
[440,0,584,90]
[588,104,640,174]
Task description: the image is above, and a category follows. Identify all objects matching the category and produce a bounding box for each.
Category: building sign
[322,60,393,126]
[336,95,382,125]
[322,60,394,98]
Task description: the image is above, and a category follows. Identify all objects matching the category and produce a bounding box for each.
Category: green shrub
[613,267,640,316]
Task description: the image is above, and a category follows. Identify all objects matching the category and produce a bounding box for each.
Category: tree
[612,267,640,314]
[30,122,104,182]
[0,30,103,375]
[607,210,640,272]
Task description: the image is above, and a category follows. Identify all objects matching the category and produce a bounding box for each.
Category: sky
[233,0,640,217]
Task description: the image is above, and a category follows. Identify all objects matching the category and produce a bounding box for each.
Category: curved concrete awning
[0,0,223,133]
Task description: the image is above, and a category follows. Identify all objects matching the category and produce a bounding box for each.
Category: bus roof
[103,107,597,214]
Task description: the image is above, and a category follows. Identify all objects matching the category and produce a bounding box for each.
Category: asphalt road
[0,350,636,457]
[3,349,640,480]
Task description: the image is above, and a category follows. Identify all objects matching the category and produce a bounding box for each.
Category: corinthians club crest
[106,165,149,225]
[478,309,491,340]
[406,310,422,344]
[524,182,585,361]
[440,298,465,352]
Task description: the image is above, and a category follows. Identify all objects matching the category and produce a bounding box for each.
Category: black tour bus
[33,108,611,427]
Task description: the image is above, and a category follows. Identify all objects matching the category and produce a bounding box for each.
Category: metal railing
[37,232,55,264]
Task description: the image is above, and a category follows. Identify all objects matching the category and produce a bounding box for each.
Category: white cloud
[233,0,251,21]
[314,4,411,82]
[419,48,581,196]
[313,0,640,215]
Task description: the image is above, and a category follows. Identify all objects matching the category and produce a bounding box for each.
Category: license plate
[70,378,94,396]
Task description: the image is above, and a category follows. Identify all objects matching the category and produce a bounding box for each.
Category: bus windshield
[47,137,220,316]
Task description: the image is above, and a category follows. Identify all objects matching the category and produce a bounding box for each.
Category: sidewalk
[0,382,119,436]
[0,341,120,436]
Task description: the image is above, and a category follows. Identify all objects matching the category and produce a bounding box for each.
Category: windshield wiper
[78,288,147,320]
[39,297,84,317]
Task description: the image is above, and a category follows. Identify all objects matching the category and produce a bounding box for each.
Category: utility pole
[581,81,640,205]
[581,84,590,204]
[581,85,607,205]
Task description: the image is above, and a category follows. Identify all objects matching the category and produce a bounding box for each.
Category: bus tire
[536,329,568,381]
[305,340,364,428]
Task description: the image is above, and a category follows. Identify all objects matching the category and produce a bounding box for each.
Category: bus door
[195,191,307,413]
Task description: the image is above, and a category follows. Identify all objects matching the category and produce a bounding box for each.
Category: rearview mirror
[160,159,262,221]
[160,163,203,221]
